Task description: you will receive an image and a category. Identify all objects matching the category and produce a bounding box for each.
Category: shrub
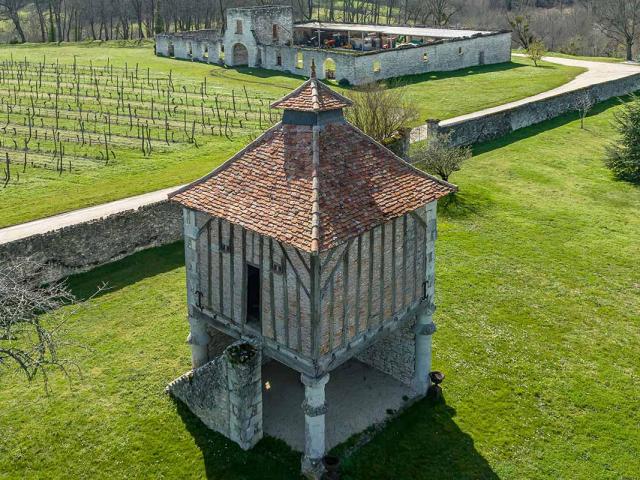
[605,95,640,183]
[410,133,471,183]
[527,39,546,67]
[338,78,351,87]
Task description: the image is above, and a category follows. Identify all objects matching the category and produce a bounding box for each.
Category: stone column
[412,201,438,395]
[301,373,330,478]
[187,315,210,368]
[412,312,436,395]
[183,208,209,368]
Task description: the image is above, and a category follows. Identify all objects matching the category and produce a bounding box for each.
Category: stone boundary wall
[0,200,182,283]
[167,340,263,450]
[423,71,640,147]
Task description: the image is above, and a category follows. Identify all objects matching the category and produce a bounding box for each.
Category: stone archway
[232,43,249,66]
[323,58,336,80]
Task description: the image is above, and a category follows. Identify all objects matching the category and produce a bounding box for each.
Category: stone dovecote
[169,69,455,478]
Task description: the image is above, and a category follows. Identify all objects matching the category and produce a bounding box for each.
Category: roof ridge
[345,122,458,193]
[310,124,321,252]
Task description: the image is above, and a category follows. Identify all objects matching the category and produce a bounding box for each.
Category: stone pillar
[301,373,330,478]
[412,201,438,395]
[227,341,263,450]
[187,315,210,368]
[183,208,208,368]
[412,312,436,395]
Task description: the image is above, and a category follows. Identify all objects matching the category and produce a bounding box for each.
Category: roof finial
[310,60,316,79]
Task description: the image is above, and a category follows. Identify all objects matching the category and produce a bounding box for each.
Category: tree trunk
[626,40,634,61]
[9,12,26,43]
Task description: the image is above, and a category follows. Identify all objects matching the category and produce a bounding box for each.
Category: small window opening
[296,52,304,69]
[246,264,261,326]
[272,24,278,41]
[423,52,429,62]
[458,46,463,55]
[276,54,282,66]
[236,20,243,34]
[203,45,209,60]
[373,60,381,73]
[272,262,284,275]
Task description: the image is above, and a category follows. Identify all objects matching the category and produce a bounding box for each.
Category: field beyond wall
[0,41,584,228]
[0,97,638,479]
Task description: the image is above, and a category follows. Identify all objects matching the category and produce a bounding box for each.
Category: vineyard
[0,56,279,187]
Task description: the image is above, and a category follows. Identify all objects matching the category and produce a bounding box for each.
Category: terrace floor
[262,359,416,450]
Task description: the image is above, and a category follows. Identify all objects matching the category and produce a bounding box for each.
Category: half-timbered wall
[317,204,430,361]
[190,211,314,359]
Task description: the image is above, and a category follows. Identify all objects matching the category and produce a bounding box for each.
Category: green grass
[0,42,583,228]
[515,49,626,64]
[1,97,638,479]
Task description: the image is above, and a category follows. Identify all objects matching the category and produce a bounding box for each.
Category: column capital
[301,372,330,388]
[414,322,437,336]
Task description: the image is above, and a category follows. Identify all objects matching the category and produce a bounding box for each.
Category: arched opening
[233,43,249,66]
[323,58,336,80]
[168,41,175,57]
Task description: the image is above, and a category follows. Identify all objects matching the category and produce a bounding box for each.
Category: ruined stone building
[167,68,455,478]
[156,5,511,85]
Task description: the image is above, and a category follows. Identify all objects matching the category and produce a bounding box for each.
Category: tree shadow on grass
[172,398,302,480]
[472,94,638,157]
[334,395,499,480]
[65,241,185,300]
[438,191,493,221]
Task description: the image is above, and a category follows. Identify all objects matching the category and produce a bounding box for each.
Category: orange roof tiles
[171,121,455,252]
[270,78,353,112]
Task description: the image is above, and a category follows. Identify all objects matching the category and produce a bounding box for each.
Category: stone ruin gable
[315,203,432,368]
[167,339,263,450]
[188,210,314,359]
[223,6,293,67]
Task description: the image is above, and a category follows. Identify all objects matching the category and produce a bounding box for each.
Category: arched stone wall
[232,43,249,66]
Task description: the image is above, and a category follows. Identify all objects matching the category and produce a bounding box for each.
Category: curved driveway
[411,55,640,140]
[3,55,640,245]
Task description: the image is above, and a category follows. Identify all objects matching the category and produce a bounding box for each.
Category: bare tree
[0,0,28,43]
[0,257,102,387]
[575,91,594,128]
[346,82,418,144]
[426,0,460,26]
[595,0,640,61]
[410,132,471,182]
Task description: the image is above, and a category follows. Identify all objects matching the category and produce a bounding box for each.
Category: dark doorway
[479,51,485,65]
[246,264,261,326]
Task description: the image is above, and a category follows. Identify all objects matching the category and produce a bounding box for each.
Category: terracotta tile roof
[270,78,353,112]
[171,121,456,253]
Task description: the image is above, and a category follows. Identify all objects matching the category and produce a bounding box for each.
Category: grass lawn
[1,97,638,479]
[514,49,626,64]
[0,42,583,228]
